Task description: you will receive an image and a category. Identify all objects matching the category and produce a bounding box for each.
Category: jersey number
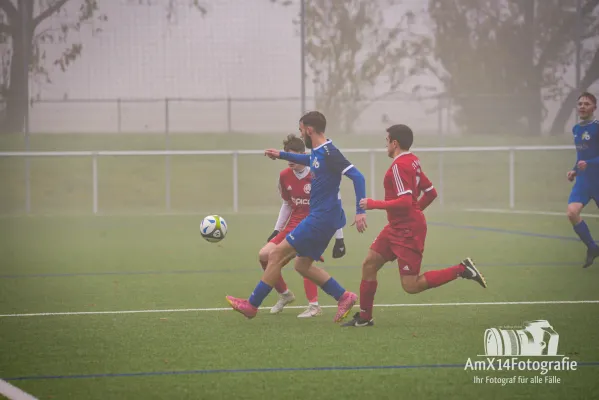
[412,161,421,187]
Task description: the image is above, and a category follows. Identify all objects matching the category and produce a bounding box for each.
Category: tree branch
[33,0,70,28]
[536,0,599,69]
[0,0,18,24]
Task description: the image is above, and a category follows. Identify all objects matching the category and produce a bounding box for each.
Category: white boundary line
[0,379,39,400]
[465,208,599,218]
[2,300,598,318]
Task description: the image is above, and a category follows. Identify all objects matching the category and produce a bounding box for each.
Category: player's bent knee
[566,203,583,224]
[362,250,385,279]
[400,276,421,294]
[258,248,270,263]
[267,240,296,268]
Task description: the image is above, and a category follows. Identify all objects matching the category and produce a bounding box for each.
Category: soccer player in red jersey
[342,124,487,327]
[259,134,347,318]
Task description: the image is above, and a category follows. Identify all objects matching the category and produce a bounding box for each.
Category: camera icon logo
[484,320,560,356]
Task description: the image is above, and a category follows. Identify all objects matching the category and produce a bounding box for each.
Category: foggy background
[2,0,598,136]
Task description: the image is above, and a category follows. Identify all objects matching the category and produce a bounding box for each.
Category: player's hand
[267,230,279,242]
[567,170,577,182]
[332,238,346,259]
[577,160,587,171]
[359,198,371,210]
[264,149,281,160]
[351,213,367,233]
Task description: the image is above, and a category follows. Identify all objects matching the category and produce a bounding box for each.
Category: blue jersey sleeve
[279,151,310,166]
[326,149,366,214]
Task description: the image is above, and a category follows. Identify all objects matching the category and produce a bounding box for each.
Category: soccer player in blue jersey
[226,111,367,322]
[567,92,599,268]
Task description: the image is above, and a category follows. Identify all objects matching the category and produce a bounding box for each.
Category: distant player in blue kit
[567,92,599,268]
[226,111,367,322]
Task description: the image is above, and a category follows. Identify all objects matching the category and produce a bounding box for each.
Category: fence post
[232,151,239,212]
[437,96,445,207]
[165,98,171,212]
[509,149,515,209]
[92,152,98,214]
[117,98,122,133]
[369,150,376,198]
[227,96,232,133]
[24,154,31,214]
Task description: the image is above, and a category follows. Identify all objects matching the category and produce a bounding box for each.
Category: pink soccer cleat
[226,296,258,319]
[334,291,358,323]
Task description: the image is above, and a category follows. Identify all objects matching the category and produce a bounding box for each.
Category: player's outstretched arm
[280,151,311,166]
[361,196,412,211]
[360,164,413,211]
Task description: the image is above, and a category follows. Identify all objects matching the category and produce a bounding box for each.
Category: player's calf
[418,258,486,289]
[400,275,429,294]
[567,202,599,267]
[567,202,584,225]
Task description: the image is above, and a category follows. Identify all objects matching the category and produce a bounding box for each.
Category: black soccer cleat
[583,247,599,268]
[332,238,346,259]
[459,258,487,288]
[341,312,374,327]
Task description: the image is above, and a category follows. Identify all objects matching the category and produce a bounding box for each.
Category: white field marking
[2,300,598,318]
[465,208,599,219]
[0,379,39,400]
[0,210,280,219]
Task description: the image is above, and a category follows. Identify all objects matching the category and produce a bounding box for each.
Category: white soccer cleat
[297,304,322,318]
[270,292,296,314]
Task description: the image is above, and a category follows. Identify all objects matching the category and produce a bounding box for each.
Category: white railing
[0,145,573,214]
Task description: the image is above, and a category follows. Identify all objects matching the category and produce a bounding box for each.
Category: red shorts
[370,223,427,276]
[270,225,295,245]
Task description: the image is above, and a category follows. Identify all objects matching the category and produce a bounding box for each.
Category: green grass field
[1,209,599,399]
[1,132,598,399]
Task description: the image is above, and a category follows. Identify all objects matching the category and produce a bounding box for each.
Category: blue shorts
[286,212,345,261]
[569,177,599,207]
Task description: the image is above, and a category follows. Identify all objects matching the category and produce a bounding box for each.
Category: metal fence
[0,145,574,215]
[27,95,452,135]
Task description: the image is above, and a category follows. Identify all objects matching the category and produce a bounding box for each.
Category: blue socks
[248,281,273,308]
[574,220,599,249]
[321,277,346,301]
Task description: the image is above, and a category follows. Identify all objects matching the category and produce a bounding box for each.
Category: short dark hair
[300,111,326,133]
[283,133,305,152]
[578,92,597,106]
[387,124,413,150]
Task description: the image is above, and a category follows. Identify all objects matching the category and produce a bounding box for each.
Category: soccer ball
[200,215,227,243]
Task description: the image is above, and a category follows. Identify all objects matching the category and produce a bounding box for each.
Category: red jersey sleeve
[417,170,437,211]
[278,172,291,203]
[366,162,413,211]
[391,162,413,196]
[418,171,434,194]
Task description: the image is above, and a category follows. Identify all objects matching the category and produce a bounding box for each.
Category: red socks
[423,264,465,288]
[304,277,318,303]
[260,260,288,294]
[359,280,378,320]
